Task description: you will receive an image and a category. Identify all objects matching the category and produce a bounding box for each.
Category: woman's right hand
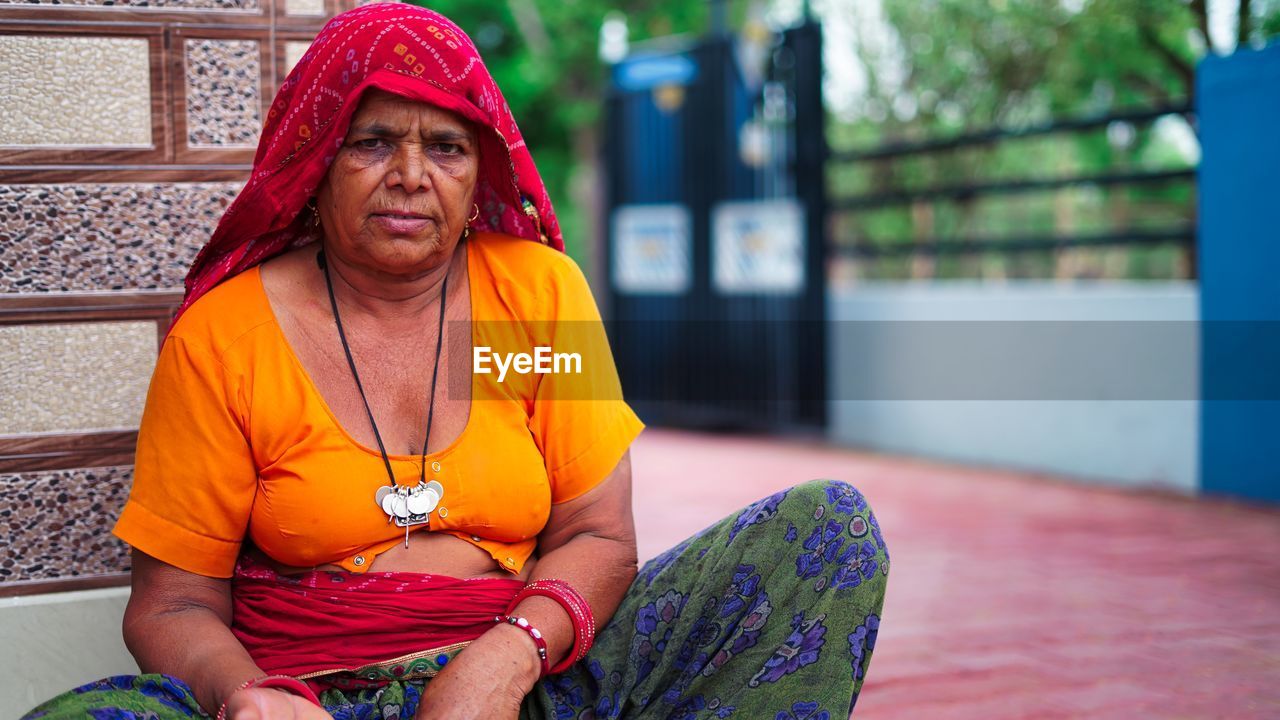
[223,688,332,720]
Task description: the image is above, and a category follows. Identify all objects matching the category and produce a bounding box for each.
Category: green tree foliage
[831,0,1234,280]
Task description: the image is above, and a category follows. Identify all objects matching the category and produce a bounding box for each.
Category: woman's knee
[783,479,878,518]
[781,480,888,561]
[726,480,887,558]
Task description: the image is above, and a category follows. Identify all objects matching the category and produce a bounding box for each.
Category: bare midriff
[267,531,539,581]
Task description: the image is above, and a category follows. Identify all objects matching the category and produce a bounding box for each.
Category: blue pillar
[1197,43,1280,503]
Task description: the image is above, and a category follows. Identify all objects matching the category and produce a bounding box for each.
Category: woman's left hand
[413,624,541,720]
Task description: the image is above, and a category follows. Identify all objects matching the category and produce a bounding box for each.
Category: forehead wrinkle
[349,118,474,144]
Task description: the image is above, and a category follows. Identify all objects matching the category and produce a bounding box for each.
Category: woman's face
[316,89,479,276]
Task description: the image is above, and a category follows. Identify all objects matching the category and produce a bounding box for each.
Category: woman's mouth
[372,211,434,235]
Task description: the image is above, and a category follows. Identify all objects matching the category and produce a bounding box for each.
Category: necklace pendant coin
[379,490,399,519]
[390,492,410,518]
[406,489,432,515]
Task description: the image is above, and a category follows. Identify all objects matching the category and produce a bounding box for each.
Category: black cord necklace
[317,249,448,546]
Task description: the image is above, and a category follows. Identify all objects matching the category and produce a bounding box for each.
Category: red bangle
[506,579,595,674]
[495,614,551,677]
[215,674,322,720]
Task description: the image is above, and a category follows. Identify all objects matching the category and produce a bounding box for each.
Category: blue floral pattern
[629,588,686,687]
[797,520,846,581]
[639,537,693,586]
[748,612,828,687]
[831,539,880,591]
[848,613,880,682]
[727,489,789,544]
[825,482,868,515]
[774,700,831,720]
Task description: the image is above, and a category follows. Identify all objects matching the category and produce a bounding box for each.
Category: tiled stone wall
[0,466,133,584]
[185,39,263,147]
[0,35,151,147]
[0,0,338,596]
[0,322,156,435]
[284,0,323,16]
[284,40,311,75]
[0,183,238,292]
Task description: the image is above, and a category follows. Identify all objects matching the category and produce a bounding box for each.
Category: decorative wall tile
[0,322,156,435]
[284,41,312,76]
[285,0,324,16]
[0,36,151,147]
[0,183,239,292]
[0,466,133,585]
[185,39,262,147]
[0,0,259,9]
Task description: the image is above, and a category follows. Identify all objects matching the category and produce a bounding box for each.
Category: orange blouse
[113,233,644,578]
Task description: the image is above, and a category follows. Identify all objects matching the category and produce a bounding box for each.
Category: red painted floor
[629,429,1280,720]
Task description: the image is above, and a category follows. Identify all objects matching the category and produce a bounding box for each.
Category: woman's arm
[414,450,637,719]
[124,550,328,719]
[516,449,639,664]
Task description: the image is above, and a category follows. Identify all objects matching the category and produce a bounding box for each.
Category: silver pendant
[373,480,444,528]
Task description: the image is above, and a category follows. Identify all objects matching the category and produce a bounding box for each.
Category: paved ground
[629,429,1280,720]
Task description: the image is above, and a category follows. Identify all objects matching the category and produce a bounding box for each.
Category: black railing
[839,227,1196,258]
[831,168,1195,211]
[829,102,1197,273]
[830,102,1193,162]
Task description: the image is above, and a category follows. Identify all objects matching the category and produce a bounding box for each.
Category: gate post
[789,19,828,427]
[1197,43,1280,502]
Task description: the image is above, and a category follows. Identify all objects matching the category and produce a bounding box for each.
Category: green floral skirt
[24,480,889,720]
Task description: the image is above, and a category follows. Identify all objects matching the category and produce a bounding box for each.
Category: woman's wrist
[215,675,321,720]
[484,621,546,687]
[507,579,595,674]
[494,615,551,677]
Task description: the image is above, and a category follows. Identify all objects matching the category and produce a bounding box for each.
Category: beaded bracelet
[506,578,595,674]
[215,674,322,720]
[494,614,551,677]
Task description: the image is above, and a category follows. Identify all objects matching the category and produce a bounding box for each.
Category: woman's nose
[388,144,430,192]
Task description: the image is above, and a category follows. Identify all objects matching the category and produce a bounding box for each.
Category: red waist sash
[230,552,524,691]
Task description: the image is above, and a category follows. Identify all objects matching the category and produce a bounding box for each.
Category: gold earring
[306,198,321,229]
[463,204,479,240]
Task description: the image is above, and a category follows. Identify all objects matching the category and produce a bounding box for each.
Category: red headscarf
[178,3,563,320]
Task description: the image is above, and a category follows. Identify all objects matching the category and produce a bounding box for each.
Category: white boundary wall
[828,282,1200,493]
[1,587,137,717]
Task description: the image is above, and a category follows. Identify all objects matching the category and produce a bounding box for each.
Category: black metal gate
[603,21,827,431]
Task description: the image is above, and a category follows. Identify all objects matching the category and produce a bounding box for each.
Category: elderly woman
[23,5,887,720]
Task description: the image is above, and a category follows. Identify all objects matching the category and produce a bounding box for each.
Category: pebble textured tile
[0,36,151,147]
[0,0,258,8]
[0,183,239,292]
[0,466,133,585]
[185,39,262,147]
[285,0,323,16]
[284,41,311,76]
[0,322,156,435]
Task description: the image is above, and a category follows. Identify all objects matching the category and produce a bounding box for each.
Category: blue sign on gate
[613,54,698,92]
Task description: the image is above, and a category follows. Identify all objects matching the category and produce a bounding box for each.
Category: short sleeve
[526,258,644,504]
[113,335,258,578]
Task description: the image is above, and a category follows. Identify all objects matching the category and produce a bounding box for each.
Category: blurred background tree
[830,0,1279,281]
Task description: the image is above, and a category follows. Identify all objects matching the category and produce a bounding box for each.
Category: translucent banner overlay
[452,321,1280,401]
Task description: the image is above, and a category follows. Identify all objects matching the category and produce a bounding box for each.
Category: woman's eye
[353,138,387,150]
[433,143,463,155]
